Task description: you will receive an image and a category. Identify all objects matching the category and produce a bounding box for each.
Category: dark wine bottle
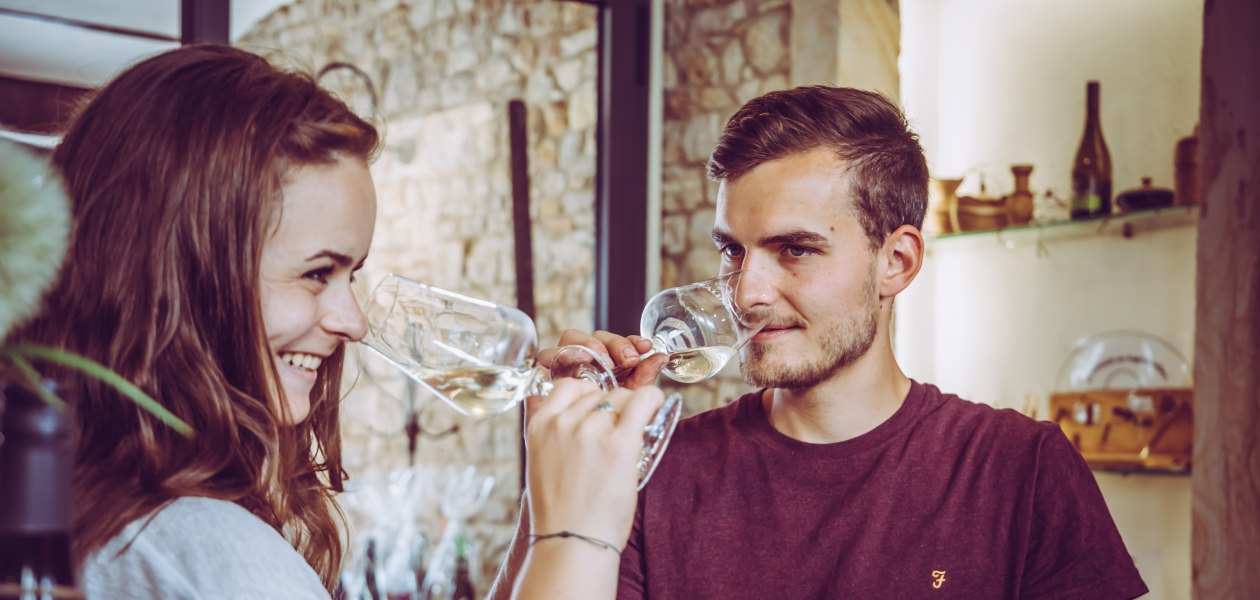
[0,382,85,600]
[451,532,474,600]
[1070,81,1113,219]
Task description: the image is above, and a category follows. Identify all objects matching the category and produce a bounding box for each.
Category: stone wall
[658,0,791,414]
[240,0,597,591]
[240,0,898,590]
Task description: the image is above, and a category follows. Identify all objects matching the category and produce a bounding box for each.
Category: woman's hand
[523,378,665,549]
[536,330,667,389]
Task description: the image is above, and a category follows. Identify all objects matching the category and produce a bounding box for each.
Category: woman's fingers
[525,385,658,545]
[555,386,627,432]
[613,386,665,439]
[526,378,600,425]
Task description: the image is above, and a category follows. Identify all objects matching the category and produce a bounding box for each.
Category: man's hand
[537,330,668,389]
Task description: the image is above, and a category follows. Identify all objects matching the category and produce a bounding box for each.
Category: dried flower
[0,138,69,340]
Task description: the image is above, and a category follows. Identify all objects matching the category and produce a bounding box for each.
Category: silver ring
[593,400,615,413]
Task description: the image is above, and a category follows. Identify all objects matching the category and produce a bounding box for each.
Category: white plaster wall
[896,2,1203,598]
[896,216,1197,408]
[901,0,1201,197]
[895,186,1197,600]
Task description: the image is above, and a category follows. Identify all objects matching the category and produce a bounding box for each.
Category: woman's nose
[324,284,369,341]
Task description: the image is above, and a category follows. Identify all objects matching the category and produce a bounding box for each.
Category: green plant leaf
[6,353,67,411]
[2,344,194,437]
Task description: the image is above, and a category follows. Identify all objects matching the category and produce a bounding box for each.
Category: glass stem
[640,339,668,362]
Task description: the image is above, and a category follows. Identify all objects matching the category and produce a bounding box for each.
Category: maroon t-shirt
[617,381,1148,599]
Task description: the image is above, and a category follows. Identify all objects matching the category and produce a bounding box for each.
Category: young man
[495,86,1147,599]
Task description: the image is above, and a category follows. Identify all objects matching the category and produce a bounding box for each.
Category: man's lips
[753,325,798,340]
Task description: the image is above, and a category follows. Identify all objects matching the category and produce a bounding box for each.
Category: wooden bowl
[951,194,1009,231]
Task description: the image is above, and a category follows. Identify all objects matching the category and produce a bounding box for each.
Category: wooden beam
[592,0,652,334]
[0,7,177,42]
[180,0,229,45]
[509,99,535,494]
[0,75,91,134]
[1193,0,1260,596]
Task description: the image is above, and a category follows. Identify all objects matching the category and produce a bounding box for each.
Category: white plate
[1055,331,1191,391]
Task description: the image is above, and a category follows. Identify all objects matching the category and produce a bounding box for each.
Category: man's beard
[739,275,879,389]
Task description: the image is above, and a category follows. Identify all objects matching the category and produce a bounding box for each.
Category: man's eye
[719,244,745,258]
[784,245,813,258]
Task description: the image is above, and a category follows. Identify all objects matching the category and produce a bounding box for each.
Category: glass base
[636,392,683,489]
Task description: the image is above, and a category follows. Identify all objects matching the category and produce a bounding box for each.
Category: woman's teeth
[280,352,323,371]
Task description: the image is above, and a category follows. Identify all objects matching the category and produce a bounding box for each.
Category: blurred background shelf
[927,204,1198,244]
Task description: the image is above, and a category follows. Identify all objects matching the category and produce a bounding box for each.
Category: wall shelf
[1094,465,1191,477]
[927,205,1199,245]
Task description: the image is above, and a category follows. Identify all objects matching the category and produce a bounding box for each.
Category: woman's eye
[304,267,333,284]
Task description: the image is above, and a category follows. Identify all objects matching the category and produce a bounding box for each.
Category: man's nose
[727,257,774,315]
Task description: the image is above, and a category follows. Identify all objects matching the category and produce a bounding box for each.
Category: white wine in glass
[616,271,767,384]
[658,346,738,383]
[400,365,534,419]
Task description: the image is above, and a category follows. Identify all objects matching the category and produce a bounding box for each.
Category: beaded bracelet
[528,531,621,556]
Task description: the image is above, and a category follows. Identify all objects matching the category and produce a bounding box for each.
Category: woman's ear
[878,224,924,299]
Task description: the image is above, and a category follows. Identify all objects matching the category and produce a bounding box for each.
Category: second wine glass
[616,270,768,384]
[358,274,681,487]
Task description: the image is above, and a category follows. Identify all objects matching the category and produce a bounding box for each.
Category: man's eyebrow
[711,229,831,248]
[711,229,737,245]
[760,230,831,248]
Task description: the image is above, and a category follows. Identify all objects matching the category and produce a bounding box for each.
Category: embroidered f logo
[931,570,947,589]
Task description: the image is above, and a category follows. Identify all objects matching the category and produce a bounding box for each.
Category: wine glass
[615,270,768,384]
[359,274,680,487]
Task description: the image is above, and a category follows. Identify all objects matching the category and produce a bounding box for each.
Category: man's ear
[878,224,924,299]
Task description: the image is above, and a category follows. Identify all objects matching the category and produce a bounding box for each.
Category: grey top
[81,496,330,599]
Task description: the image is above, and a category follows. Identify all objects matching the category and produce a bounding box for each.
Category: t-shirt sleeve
[1021,429,1149,600]
[616,497,648,600]
[82,534,202,600]
[81,499,331,600]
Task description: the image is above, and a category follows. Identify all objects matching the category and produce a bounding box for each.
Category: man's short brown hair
[707,86,928,249]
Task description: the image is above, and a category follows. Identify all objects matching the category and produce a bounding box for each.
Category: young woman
[12,44,659,598]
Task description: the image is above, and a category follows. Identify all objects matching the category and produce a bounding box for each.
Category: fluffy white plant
[0,138,69,339]
[0,138,191,435]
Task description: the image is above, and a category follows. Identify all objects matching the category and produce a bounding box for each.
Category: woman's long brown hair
[11,45,379,590]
